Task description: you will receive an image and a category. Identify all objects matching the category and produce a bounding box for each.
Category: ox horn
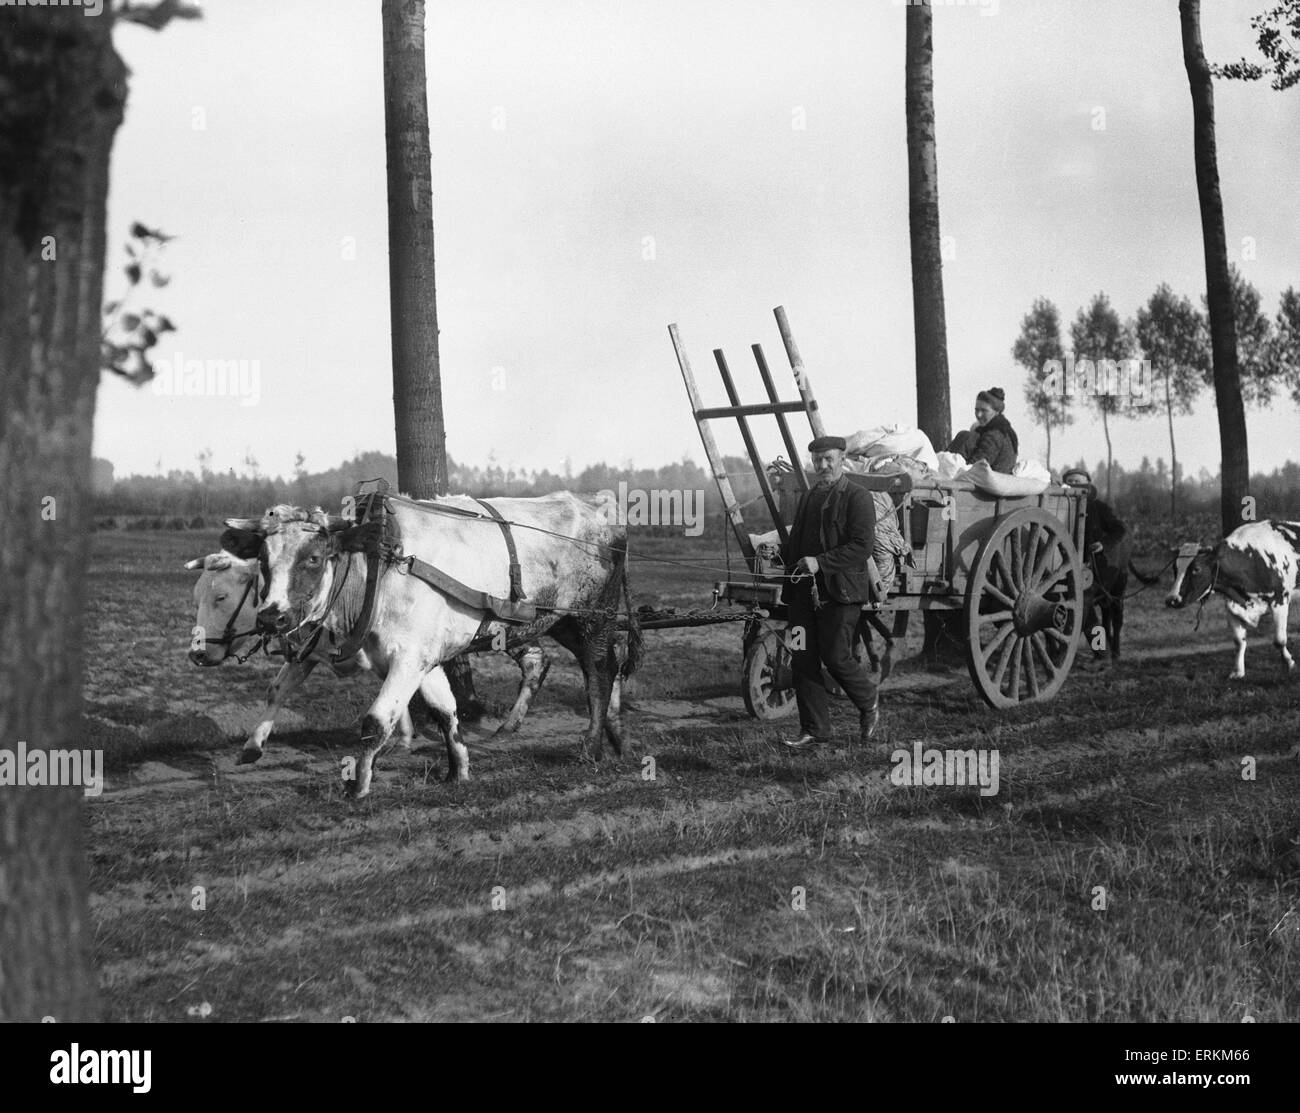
[225,517,264,532]
[185,553,232,571]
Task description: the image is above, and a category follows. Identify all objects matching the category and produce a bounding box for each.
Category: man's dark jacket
[1077,484,1126,551]
[781,474,877,605]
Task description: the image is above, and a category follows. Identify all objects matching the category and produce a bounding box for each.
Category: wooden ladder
[667,305,827,563]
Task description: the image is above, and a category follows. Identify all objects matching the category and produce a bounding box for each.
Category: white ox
[186,530,552,765]
[1166,519,1300,679]
[234,493,641,797]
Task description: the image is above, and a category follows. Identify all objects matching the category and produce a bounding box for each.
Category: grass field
[84,529,1300,1021]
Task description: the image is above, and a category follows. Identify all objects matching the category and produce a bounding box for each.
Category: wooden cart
[668,306,1092,718]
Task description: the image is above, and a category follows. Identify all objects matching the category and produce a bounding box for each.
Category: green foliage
[101,223,176,384]
[1070,292,1136,420]
[1015,297,1071,435]
[114,0,203,32]
[1202,265,1279,406]
[1273,286,1300,405]
[1214,0,1300,90]
[1134,284,1207,417]
[1061,454,1300,526]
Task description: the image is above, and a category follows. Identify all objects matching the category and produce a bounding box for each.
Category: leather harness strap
[395,551,538,624]
[474,497,527,602]
[326,482,538,668]
[328,519,384,667]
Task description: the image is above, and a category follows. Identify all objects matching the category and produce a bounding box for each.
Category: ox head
[185,536,263,666]
[1165,541,1214,609]
[222,505,351,636]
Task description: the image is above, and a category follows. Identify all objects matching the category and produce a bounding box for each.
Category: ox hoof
[442,768,469,784]
[1227,672,1246,682]
[343,780,369,800]
[236,748,262,766]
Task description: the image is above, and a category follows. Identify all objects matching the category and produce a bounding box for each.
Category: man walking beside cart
[782,435,882,749]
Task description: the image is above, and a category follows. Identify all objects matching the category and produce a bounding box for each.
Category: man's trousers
[786,583,879,740]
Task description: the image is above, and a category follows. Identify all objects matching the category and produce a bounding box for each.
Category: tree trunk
[1166,375,1179,519]
[1180,0,1249,536]
[1045,419,1052,472]
[383,0,446,500]
[905,2,951,451]
[1102,408,1113,500]
[0,8,126,1021]
[381,0,479,714]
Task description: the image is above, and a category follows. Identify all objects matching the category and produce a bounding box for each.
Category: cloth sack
[961,459,1050,496]
[845,424,939,471]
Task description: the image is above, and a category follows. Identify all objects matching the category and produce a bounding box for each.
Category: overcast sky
[95,0,1300,484]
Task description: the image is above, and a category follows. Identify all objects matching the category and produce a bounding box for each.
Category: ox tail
[614,538,644,680]
[1128,559,1162,585]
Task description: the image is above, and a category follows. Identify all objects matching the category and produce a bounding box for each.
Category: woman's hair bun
[989,387,1004,400]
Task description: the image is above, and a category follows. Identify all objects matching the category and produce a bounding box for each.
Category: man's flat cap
[808,435,846,453]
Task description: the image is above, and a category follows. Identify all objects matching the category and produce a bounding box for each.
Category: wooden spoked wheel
[965,508,1083,708]
[742,627,797,720]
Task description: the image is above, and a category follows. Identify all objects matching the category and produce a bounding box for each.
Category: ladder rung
[695,401,807,420]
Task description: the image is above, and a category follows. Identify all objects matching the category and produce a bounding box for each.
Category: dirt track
[84,531,1300,1021]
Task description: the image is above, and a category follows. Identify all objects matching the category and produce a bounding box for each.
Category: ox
[1062,468,1158,662]
[236,493,642,797]
[1165,519,1300,680]
[1080,532,1162,662]
[187,528,553,765]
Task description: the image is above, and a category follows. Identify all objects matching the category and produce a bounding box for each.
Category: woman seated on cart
[947,387,1019,474]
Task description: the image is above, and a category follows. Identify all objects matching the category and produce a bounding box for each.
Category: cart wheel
[742,628,797,720]
[965,507,1083,708]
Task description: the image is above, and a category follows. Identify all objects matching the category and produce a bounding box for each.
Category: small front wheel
[742,627,797,720]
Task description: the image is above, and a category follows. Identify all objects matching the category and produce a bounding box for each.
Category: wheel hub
[1012,591,1068,637]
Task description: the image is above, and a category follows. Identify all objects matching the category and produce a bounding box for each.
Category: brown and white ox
[1165,519,1300,680]
[187,526,553,765]
[235,494,642,797]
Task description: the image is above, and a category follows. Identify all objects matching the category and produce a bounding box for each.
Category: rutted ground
[83,531,1300,1021]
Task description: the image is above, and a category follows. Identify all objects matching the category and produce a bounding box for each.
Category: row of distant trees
[95,449,717,525]
[95,447,1300,534]
[1015,265,1300,515]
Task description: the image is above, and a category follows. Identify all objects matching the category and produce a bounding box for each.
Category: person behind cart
[1061,467,1125,555]
[946,387,1019,474]
[781,435,882,750]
